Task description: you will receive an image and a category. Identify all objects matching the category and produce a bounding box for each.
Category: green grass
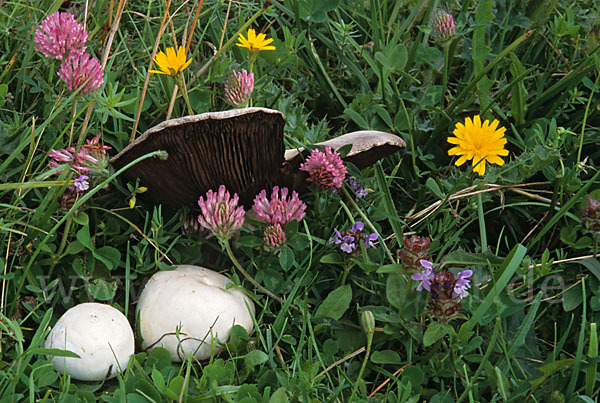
[1,0,600,401]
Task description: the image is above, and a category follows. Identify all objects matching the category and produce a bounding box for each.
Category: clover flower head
[197,185,245,243]
[34,11,88,60]
[58,53,104,94]
[300,146,347,190]
[453,269,473,299]
[431,9,455,40]
[264,223,286,248]
[224,69,254,107]
[73,175,89,193]
[49,134,110,181]
[253,186,306,226]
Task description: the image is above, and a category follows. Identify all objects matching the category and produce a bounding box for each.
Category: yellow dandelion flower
[447,115,509,176]
[149,46,192,76]
[236,28,276,54]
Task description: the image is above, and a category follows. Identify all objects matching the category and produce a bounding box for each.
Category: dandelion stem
[477,192,487,251]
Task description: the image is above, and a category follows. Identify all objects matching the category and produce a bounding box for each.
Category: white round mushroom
[137,265,255,362]
[45,302,135,381]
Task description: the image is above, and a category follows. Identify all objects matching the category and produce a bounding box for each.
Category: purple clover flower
[197,185,245,243]
[300,146,347,190]
[58,53,104,94]
[224,69,254,107]
[452,270,472,299]
[264,223,286,248]
[34,11,88,60]
[252,186,306,226]
[431,9,455,40]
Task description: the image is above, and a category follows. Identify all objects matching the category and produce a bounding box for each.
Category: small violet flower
[197,185,245,243]
[452,270,472,299]
[300,146,347,190]
[224,69,254,107]
[58,53,104,94]
[347,177,368,199]
[330,221,378,255]
[252,186,306,226]
[73,175,89,193]
[411,259,434,292]
[34,11,88,60]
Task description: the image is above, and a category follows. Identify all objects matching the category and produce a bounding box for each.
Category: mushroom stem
[223,240,299,312]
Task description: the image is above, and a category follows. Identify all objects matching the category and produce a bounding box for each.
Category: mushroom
[110,107,405,206]
[136,265,255,362]
[283,130,406,192]
[45,303,135,381]
[110,108,286,207]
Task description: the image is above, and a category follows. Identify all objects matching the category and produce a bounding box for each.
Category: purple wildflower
[34,11,88,60]
[347,177,368,199]
[73,175,89,192]
[330,221,378,254]
[264,223,286,248]
[197,185,245,243]
[252,186,306,226]
[411,259,435,292]
[49,134,111,178]
[224,69,254,107]
[452,270,472,299]
[299,146,347,190]
[58,53,104,94]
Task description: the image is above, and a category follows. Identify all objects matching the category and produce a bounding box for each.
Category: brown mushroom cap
[284,130,406,171]
[110,108,285,207]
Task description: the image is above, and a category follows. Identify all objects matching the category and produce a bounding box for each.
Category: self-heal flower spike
[431,9,455,40]
[150,46,192,76]
[197,185,245,243]
[236,28,276,54]
[58,53,104,94]
[34,11,88,60]
[264,223,286,249]
[224,69,254,107]
[447,115,509,176]
[252,186,306,226]
[299,146,347,190]
[453,270,472,299]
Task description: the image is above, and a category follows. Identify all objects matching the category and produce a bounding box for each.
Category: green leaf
[76,226,94,251]
[562,283,583,312]
[269,387,289,403]
[86,279,117,301]
[72,211,89,226]
[279,246,295,271]
[423,322,449,346]
[576,259,600,283]
[386,274,409,311]
[530,359,575,387]
[244,350,269,369]
[389,44,408,71]
[344,107,369,129]
[320,252,344,265]
[0,84,7,107]
[425,177,444,199]
[29,347,80,358]
[423,86,443,108]
[314,285,352,320]
[94,246,121,271]
[371,350,403,364]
